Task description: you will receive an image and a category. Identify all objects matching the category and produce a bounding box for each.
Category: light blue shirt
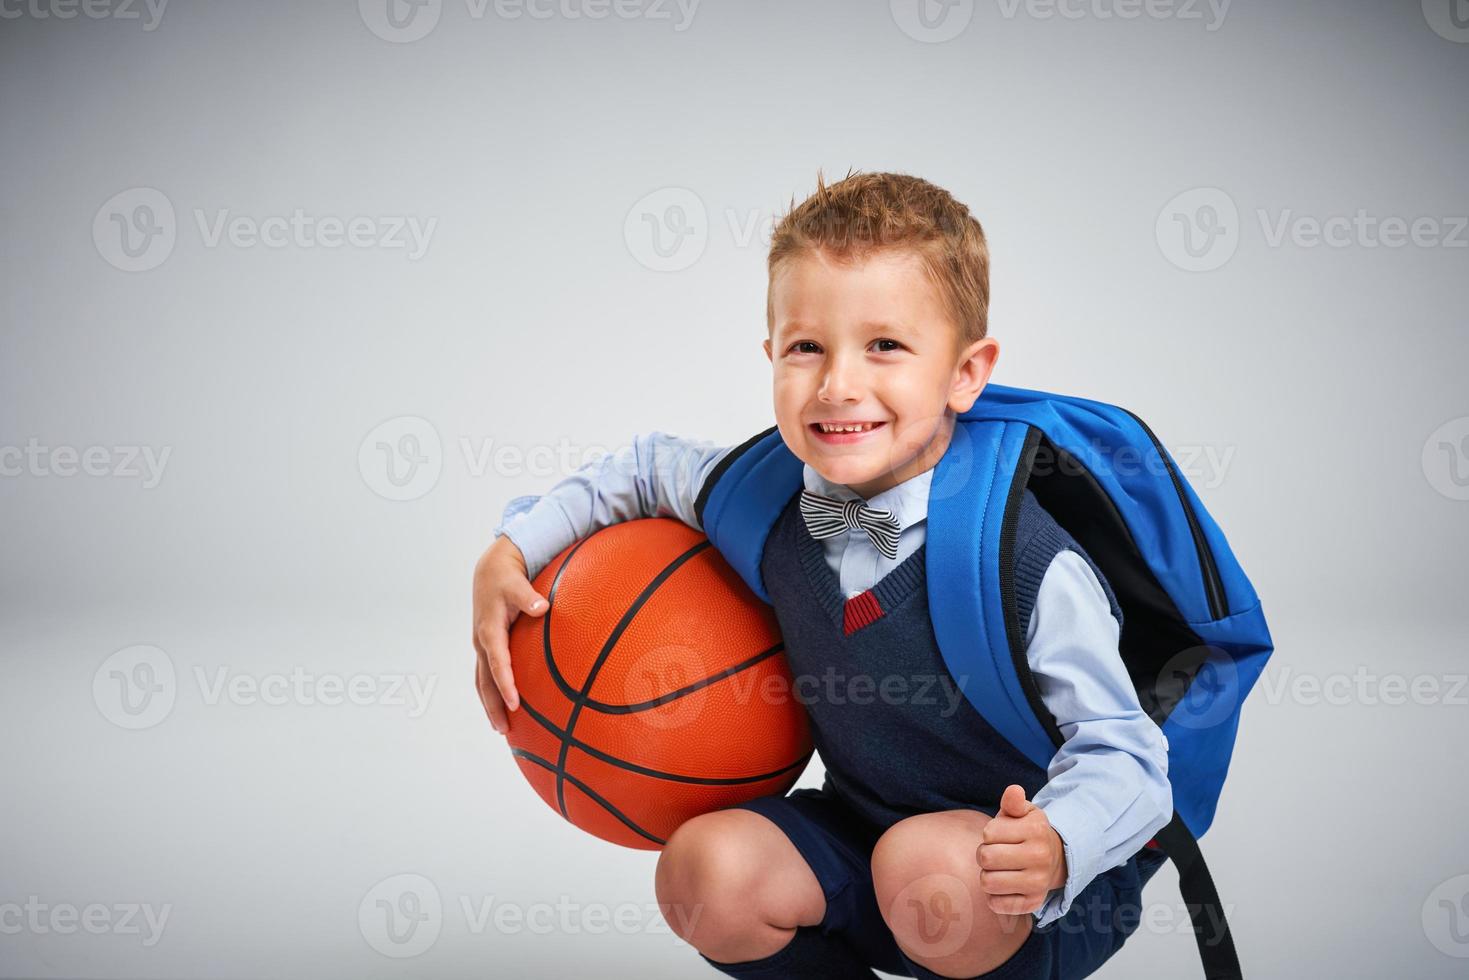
[495,430,1172,928]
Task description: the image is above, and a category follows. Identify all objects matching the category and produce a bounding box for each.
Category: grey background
[2,0,1467,976]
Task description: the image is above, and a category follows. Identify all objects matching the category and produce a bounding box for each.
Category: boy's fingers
[999,784,1034,819]
[483,610,520,713]
[980,817,1029,845]
[516,585,549,617]
[977,869,1042,896]
[975,841,1030,871]
[474,638,509,734]
[986,893,1040,917]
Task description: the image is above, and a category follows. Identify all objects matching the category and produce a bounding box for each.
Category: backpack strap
[692,424,799,603]
[927,416,1061,769]
[1154,814,1243,979]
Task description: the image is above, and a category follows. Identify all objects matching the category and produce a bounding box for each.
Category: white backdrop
[2,1,1467,977]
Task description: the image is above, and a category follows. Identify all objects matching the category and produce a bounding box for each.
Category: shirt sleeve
[1023,549,1173,929]
[492,431,734,580]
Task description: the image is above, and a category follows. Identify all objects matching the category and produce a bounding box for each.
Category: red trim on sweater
[843,590,885,635]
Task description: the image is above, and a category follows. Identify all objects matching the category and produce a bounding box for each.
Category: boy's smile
[764,247,1000,501]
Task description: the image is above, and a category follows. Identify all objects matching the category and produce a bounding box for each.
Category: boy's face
[764,247,999,500]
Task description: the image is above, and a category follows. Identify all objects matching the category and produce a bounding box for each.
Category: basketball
[503,517,813,850]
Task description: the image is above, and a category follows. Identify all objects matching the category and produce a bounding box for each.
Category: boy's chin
[781,431,904,488]
[804,455,893,489]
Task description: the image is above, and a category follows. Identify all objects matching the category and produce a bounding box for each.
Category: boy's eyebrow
[775,319,916,339]
[771,320,813,344]
[858,319,914,336]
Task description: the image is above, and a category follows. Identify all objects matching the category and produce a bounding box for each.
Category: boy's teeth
[819,422,877,432]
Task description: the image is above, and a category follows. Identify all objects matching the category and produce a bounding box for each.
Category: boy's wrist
[1045,825,1068,891]
[488,531,529,574]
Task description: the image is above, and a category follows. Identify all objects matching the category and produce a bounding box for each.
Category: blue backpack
[693,382,1274,980]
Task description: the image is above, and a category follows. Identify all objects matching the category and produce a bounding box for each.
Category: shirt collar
[802,464,933,531]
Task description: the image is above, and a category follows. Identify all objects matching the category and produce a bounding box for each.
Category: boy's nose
[818,355,863,403]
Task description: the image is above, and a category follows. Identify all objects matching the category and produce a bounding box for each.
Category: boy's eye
[786,339,903,354]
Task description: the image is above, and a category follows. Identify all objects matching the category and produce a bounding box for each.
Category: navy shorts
[728,787,1170,980]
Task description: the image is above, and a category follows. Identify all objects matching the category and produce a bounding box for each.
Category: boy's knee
[655,808,828,963]
[654,813,764,945]
[872,809,989,888]
[871,810,1031,975]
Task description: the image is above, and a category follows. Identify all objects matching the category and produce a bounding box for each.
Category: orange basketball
[504,517,812,850]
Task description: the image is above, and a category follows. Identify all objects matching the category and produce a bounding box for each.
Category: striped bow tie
[798,489,902,560]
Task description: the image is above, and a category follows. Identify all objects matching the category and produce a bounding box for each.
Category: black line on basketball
[580,641,787,714]
[511,747,665,846]
[553,539,712,817]
[516,693,813,786]
[539,539,708,707]
[541,545,772,714]
[540,534,594,819]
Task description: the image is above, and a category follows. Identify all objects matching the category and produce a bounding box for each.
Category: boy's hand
[975,784,1068,916]
[472,535,550,736]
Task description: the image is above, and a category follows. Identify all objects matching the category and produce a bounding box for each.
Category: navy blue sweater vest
[759,486,1124,832]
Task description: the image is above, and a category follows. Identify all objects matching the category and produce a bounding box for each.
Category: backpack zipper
[1119,408,1228,621]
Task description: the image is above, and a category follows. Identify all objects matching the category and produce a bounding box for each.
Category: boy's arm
[1024,550,1174,929]
[493,431,734,580]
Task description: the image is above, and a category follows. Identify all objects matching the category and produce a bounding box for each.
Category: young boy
[472,171,1172,979]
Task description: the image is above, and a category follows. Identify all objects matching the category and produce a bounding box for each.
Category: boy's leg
[870,809,1040,979]
[882,837,1171,980]
[656,801,881,979]
[662,788,912,978]
[700,926,880,979]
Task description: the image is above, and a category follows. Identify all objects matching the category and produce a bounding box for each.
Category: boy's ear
[762,337,773,363]
[950,336,1000,414]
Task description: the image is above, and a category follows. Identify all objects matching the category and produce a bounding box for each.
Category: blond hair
[766,169,991,349]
